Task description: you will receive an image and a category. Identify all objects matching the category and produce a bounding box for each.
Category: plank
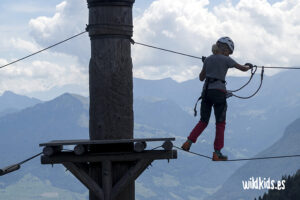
[41,150,177,164]
[39,137,175,146]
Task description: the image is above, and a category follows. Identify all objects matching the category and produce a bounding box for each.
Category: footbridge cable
[2,145,300,177]
[0,31,87,69]
[174,146,300,162]
[2,33,300,71]
[131,39,300,70]
[0,152,42,176]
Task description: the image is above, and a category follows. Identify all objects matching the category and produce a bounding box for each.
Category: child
[182,37,253,161]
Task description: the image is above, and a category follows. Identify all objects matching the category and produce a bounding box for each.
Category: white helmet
[217,37,234,53]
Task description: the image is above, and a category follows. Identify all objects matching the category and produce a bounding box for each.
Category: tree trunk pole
[87,0,135,200]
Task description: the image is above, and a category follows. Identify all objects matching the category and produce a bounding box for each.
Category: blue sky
[0,0,299,99]
[0,0,59,24]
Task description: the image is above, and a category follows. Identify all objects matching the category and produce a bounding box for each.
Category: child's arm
[199,67,206,81]
[235,63,251,72]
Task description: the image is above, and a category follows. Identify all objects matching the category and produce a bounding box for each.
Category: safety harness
[193,65,264,117]
[193,77,226,117]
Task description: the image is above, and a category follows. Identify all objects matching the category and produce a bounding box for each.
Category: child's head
[217,42,231,56]
[216,37,234,56]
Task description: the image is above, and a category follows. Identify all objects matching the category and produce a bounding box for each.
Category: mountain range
[0,70,300,199]
[0,91,41,117]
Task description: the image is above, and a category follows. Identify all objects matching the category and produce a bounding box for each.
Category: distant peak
[2,91,17,96]
[58,92,88,101]
[51,93,88,107]
[69,93,89,104]
[156,77,177,83]
[54,93,73,100]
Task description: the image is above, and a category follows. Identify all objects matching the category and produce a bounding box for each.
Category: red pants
[187,121,226,151]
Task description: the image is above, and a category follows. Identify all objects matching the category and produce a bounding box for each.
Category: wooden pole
[87,0,135,199]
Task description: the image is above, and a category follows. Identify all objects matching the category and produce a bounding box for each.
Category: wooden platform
[40,137,175,146]
[41,150,177,164]
[40,138,175,156]
[40,138,177,200]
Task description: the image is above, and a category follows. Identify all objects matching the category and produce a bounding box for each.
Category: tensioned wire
[173,146,300,161]
[1,31,300,70]
[0,31,87,69]
[131,40,300,70]
[4,144,300,172]
[0,32,300,171]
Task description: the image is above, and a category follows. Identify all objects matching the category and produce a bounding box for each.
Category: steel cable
[0,31,87,69]
[174,145,300,162]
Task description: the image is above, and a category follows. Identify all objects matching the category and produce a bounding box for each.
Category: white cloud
[28,0,300,83]
[133,0,300,81]
[40,192,59,198]
[136,181,157,198]
[2,0,300,97]
[29,0,89,64]
[0,0,89,97]
[0,52,88,95]
[152,173,180,187]
[10,38,40,53]
[0,59,8,66]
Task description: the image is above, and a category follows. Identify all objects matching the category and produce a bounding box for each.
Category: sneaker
[212,150,228,161]
[181,140,192,151]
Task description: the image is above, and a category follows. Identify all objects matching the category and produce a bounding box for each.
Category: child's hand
[245,63,254,69]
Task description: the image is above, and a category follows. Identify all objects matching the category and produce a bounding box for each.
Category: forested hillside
[255,170,300,200]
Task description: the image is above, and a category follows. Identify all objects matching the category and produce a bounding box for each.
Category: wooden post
[87,0,135,200]
[87,0,134,140]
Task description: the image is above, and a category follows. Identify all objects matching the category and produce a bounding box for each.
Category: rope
[193,66,261,117]
[0,31,87,69]
[0,152,42,176]
[131,40,300,70]
[225,154,300,162]
[151,145,163,150]
[174,146,211,159]
[2,35,300,71]
[174,145,300,161]
[256,66,300,70]
[18,152,42,165]
[229,65,258,93]
[230,66,264,99]
[131,40,203,60]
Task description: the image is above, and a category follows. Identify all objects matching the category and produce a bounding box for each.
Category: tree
[255,169,300,200]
